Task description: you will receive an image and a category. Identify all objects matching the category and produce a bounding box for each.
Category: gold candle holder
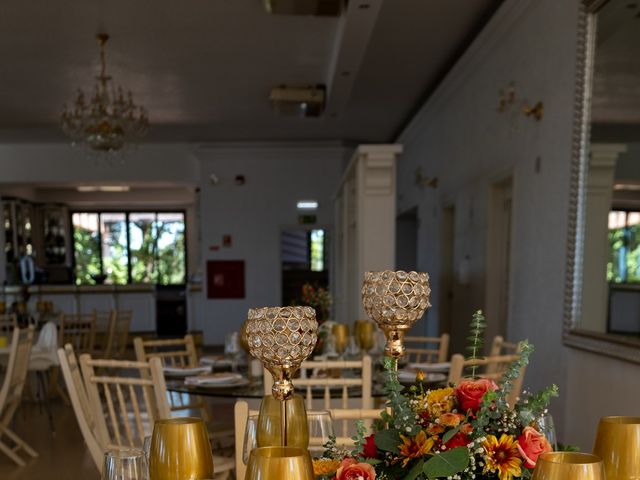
[245,446,314,480]
[593,416,640,480]
[531,452,605,480]
[361,270,431,367]
[246,306,318,446]
[148,417,214,480]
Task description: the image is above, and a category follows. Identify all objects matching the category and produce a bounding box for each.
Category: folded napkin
[163,365,212,376]
[184,372,245,385]
[406,361,451,372]
[200,355,233,366]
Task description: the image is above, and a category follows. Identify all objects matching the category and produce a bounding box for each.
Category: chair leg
[0,425,39,465]
[37,371,56,434]
[48,367,70,406]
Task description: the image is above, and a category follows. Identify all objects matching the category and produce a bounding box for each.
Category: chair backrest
[0,313,17,335]
[489,335,520,356]
[448,353,526,406]
[104,310,132,359]
[133,334,198,367]
[57,344,103,470]
[234,400,255,480]
[0,326,35,428]
[404,333,450,363]
[79,352,171,451]
[263,356,373,438]
[328,408,386,447]
[60,312,96,354]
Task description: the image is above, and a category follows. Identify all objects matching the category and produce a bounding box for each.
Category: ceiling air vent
[264,0,343,16]
[269,85,326,118]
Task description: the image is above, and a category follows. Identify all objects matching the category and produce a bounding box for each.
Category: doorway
[281,228,330,310]
[439,206,455,337]
[485,177,513,345]
[396,207,418,271]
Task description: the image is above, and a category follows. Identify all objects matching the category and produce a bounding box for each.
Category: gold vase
[593,416,640,480]
[257,395,309,449]
[332,324,348,354]
[245,447,314,480]
[148,417,214,480]
[532,452,605,480]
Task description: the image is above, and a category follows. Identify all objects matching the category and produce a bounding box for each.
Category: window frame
[608,208,640,285]
[70,209,188,285]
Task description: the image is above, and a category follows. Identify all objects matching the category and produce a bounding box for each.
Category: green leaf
[374,428,402,454]
[423,447,470,479]
[405,459,425,480]
[441,426,461,444]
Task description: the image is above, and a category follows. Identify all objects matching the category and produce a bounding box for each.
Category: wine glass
[356,321,375,353]
[536,413,558,450]
[245,447,314,480]
[243,415,259,465]
[102,448,147,480]
[307,411,335,459]
[225,332,241,371]
[332,324,348,356]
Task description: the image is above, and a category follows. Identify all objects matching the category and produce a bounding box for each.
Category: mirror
[566,0,640,361]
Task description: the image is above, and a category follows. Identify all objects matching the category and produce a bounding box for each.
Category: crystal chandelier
[61,34,149,153]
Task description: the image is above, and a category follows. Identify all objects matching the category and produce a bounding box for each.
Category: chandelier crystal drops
[61,34,149,152]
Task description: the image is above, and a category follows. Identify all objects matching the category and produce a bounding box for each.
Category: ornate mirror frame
[563,0,640,363]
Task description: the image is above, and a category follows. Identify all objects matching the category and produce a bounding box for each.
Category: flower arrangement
[314,311,559,480]
[301,283,332,322]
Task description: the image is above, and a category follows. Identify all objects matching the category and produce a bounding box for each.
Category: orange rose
[439,413,463,427]
[336,458,376,480]
[517,426,552,468]
[455,378,498,412]
[427,423,445,435]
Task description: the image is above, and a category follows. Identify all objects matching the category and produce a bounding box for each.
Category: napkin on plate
[163,365,212,376]
[184,372,245,385]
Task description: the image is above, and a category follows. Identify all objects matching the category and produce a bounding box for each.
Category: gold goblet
[332,324,348,355]
[245,447,314,480]
[531,452,605,480]
[361,270,431,367]
[355,321,375,353]
[257,394,309,449]
[148,417,214,480]
[246,306,318,446]
[593,416,640,480]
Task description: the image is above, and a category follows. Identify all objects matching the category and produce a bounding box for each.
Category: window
[608,210,640,283]
[72,211,186,285]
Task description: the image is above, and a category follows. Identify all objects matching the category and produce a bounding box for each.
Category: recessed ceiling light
[297,200,319,210]
[77,186,131,192]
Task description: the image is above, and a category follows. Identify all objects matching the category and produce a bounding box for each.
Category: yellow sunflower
[482,434,522,480]
[426,387,455,418]
[398,430,434,467]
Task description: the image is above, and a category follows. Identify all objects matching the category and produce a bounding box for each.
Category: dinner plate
[406,362,451,372]
[163,365,213,377]
[184,372,249,388]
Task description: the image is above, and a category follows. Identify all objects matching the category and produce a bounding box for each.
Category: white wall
[392,0,637,447]
[195,143,350,344]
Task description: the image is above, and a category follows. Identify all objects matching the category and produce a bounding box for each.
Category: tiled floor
[0,401,98,480]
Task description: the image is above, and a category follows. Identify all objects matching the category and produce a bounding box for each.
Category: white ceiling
[0,0,501,143]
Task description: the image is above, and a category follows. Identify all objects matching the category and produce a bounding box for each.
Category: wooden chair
[0,326,38,466]
[263,356,373,438]
[448,353,526,406]
[59,312,97,354]
[133,334,198,367]
[57,344,103,469]
[103,310,132,359]
[404,333,450,363]
[329,408,386,447]
[489,335,520,356]
[0,313,17,335]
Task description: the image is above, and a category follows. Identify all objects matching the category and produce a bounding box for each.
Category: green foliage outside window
[607,212,640,284]
[73,211,186,285]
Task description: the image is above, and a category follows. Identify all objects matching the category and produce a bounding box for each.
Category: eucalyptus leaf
[441,426,461,444]
[405,459,425,480]
[423,447,470,479]
[374,429,402,454]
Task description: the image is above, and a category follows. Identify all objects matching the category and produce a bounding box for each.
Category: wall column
[581,143,627,332]
[334,144,402,324]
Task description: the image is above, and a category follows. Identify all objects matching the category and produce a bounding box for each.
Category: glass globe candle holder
[246,306,318,446]
[361,270,431,369]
